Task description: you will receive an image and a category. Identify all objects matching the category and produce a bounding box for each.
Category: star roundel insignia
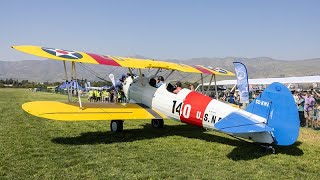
[213,67,227,74]
[41,47,83,59]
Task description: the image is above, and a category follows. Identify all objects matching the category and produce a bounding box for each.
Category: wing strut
[72,62,83,109]
[70,62,74,101]
[214,74,218,99]
[165,70,175,81]
[63,61,71,102]
[138,68,142,76]
[194,74,210,83]
[200,73,204,92]
[154,68,161,76]
[206,74,214,96]
[128,68,133,75]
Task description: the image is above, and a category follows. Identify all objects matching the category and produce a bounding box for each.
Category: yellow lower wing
[22,101,166,121]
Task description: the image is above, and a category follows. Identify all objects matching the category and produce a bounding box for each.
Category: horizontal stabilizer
[215,112,274,134]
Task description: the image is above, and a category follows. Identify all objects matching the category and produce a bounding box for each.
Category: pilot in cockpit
[155,76,164,88]
[173,81,182,94]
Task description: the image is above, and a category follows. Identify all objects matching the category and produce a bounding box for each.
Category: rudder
[245,82,299,146]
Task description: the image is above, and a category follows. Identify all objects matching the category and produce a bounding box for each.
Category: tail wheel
[151,119,164,128]
[110,120,123,133]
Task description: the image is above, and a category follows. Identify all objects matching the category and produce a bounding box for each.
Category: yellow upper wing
[12,45,234,76]
[22,101,166,121]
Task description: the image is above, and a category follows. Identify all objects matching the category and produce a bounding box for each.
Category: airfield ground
[0,88,320,179]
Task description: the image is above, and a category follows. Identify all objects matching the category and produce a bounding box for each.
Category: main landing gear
[151,119,164,128]
[110,120,123,133]
[110,119,164,133]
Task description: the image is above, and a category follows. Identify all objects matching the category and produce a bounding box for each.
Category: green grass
[1,88,320,179]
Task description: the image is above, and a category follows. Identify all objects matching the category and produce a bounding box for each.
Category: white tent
[201,75,320,86]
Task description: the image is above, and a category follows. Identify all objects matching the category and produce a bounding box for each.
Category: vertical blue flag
[233,62,249,103]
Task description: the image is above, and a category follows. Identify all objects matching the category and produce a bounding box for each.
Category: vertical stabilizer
[245,82,299,146]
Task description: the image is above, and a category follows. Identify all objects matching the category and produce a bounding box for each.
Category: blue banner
[233,62,249,103]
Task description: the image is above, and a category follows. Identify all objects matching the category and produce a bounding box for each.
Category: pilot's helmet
[158,76,164,82]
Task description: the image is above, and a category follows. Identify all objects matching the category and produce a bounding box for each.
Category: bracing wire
[78,63,109,81]
[103,66,119,79]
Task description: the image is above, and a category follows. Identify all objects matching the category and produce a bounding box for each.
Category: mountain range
[0,57,319,82]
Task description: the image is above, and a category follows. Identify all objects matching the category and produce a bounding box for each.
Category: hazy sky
[1,0,319,61]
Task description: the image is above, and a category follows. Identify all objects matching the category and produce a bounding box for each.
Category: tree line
[0,78,111,89]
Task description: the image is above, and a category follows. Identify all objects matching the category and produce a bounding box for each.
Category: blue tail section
[245,82,300,146]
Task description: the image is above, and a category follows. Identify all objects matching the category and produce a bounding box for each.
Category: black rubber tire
[151,119,164,128]
[110,120,123,133]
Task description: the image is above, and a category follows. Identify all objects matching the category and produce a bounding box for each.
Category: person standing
[226,93,236,104]
[104,90,110,103]
[304,92,315,127]
[297,94,306,127]
[101,89,106,102]
[312,103,319,129]
[95,90,101,102]
[293,91,299,105]
[117,90,122,103]
[88,89,94,102]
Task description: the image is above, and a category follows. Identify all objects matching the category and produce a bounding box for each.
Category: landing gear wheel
[261,145,276,154]
[151,119,164,128]
[110,120,123,133]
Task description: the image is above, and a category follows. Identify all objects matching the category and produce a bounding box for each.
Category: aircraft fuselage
[123,76,274,144]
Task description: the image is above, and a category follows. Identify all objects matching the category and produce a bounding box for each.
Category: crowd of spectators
[87,73,131,103]
[87,89,126,103]
[293,90,319,129]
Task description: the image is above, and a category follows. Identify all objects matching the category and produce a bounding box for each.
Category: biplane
[12,45,299,152]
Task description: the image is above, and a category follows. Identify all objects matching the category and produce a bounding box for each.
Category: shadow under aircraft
[51,123,304,161]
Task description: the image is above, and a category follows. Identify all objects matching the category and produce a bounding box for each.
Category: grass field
[1,88,320,179]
